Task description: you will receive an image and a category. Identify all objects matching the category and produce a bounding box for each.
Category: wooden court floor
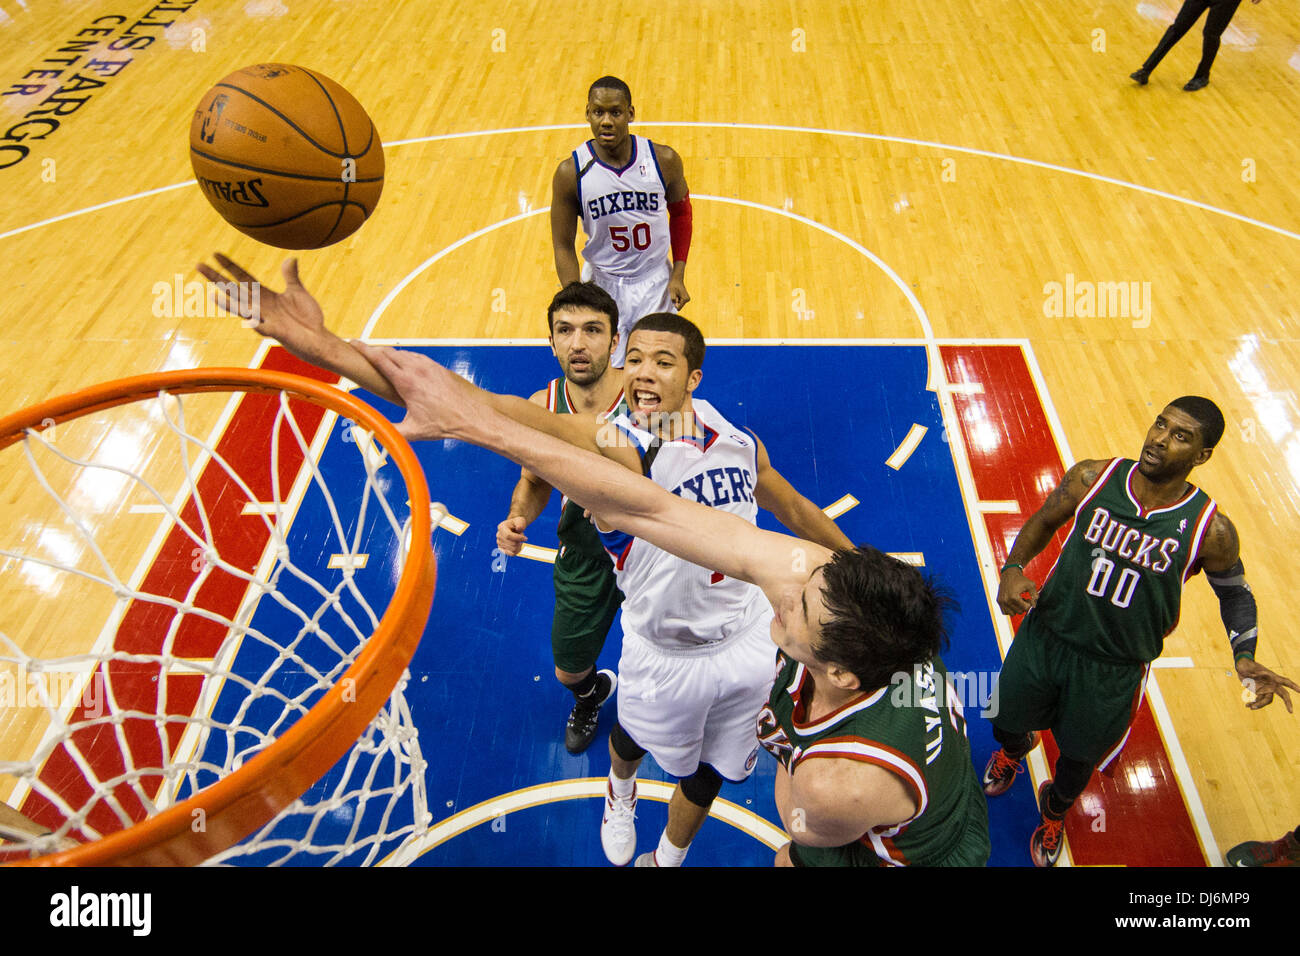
[1,0,1297,864]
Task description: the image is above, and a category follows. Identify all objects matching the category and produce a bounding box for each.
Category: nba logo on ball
[189,63,385,249]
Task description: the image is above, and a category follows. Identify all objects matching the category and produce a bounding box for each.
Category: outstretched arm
[1198,511,1298,713]
[355,343,825,597]
[199,255,640,471]
[997,459,1108,615]
[198,254,403,406]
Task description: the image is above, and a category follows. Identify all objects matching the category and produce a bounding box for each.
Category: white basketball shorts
[615,612,776,781]
[582,260,674,367]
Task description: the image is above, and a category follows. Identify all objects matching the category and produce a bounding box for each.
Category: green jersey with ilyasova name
[1032,457,1217,664]
[758,650,988,866]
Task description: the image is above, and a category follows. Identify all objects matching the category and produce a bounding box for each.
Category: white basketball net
[0,383,430,865]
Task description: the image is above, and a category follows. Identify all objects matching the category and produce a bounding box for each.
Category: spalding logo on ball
[190,63,384,250]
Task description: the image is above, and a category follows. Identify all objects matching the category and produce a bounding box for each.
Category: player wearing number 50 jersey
[551,76,692,367]
[983,397,1299,867]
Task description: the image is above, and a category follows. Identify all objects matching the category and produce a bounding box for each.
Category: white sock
[654,830,689,867]
[609,771,636,800]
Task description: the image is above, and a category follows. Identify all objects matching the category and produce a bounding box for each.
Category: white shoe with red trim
[600,782,637,866]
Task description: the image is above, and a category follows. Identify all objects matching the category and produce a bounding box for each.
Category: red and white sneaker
[600,781,637,866]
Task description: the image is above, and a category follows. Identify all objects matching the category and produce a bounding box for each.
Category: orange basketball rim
[0,368,436,866]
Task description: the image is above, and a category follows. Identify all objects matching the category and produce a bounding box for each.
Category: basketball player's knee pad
[609,722,647,763]
[679,763,723,809]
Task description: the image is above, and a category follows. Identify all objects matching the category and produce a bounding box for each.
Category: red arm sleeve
[668,195,692,263]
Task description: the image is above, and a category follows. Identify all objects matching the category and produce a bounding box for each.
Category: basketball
[189,63,384,250]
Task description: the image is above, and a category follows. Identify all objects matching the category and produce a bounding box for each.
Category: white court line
[435,512,468,536]
[976,500,1021,514]
[8,122,1299,244]
[385,777,788,866]
[0,181,192,242]
[1152,657,1195,669]
[518,544,557,563]
[1145,675,1221,865]
[822,494,859,520]
[639,122,1300,243]
[359,206,545,340]
[886,424,928,471]
[1021,345,1077,467]
[402,497,467,536]
[360,194,943,390]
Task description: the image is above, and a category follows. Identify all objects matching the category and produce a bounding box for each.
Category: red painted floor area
[19,350,339,843]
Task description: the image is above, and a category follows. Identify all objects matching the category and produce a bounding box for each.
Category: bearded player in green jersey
[495,282,628,753]
[983,397,1299,867]
[348,341,992,869]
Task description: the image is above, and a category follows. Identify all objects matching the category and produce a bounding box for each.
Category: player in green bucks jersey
[984,397,1298,867]
[496,283,628,753]
[758,606,990,867]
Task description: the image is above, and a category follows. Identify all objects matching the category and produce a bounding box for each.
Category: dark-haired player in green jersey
[757,547,990,867]
[496,282,628,753]
[983,396,1299,866]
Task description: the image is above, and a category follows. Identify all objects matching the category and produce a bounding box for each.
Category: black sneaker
[565,669,616,753]
[981,732,1039,797]
[1030,780,1067,867]
[1225,830,1300,867]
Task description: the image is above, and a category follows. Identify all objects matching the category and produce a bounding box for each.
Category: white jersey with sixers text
[574,135,671,279]
[598,399,771,651]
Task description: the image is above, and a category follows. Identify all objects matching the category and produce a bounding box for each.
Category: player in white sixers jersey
[588,316,849,867]
[985,397,1298,867]
[598,398,767,651]
[594,396,785,867]
[352,335,989,870]
[551,76,691,367]
[195,263,637,758]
